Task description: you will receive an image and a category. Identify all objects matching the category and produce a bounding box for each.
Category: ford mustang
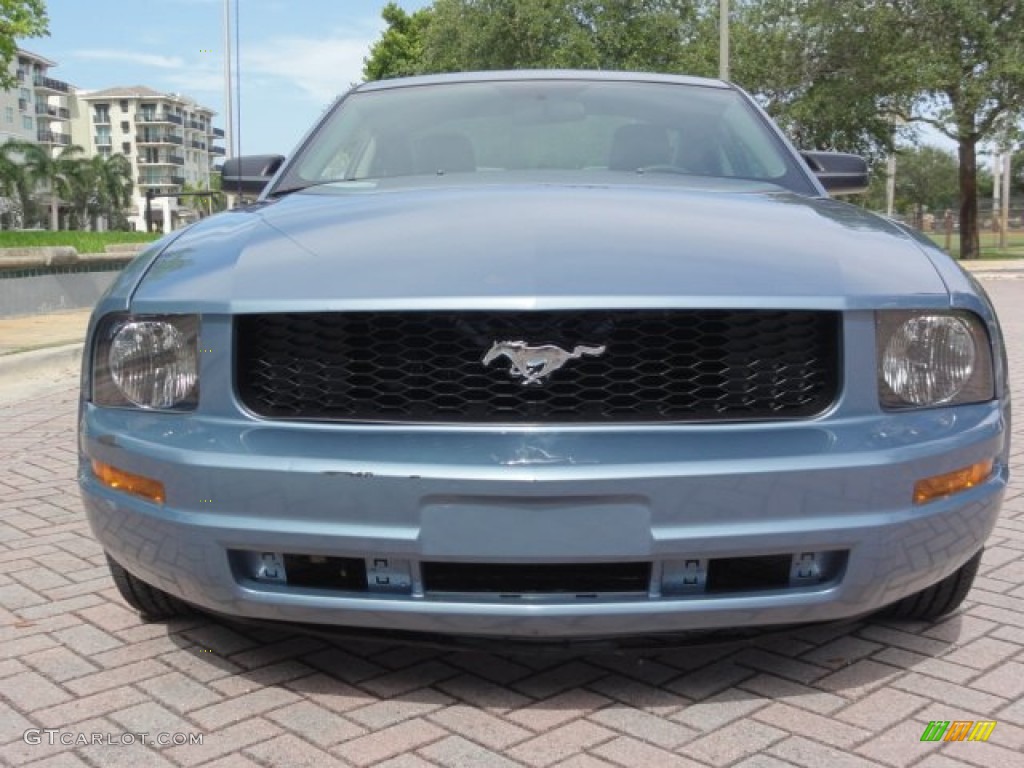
[78,70,1010,640]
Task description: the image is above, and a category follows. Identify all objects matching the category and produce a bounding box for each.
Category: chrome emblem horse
[482,340,607,386]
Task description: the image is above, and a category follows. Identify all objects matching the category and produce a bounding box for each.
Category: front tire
[880,549,982,621]
[106,554,192,619]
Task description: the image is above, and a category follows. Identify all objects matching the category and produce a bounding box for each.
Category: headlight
[877,311,993,408]
[92,315,199,409]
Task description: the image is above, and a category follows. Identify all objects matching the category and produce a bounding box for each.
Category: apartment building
[0,49,74,149]
[0,48,225,232]
[71,86,225,232]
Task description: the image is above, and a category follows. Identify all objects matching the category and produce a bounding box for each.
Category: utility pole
[993,153,1002,245]
[719,0,729,81]
[885,153,896,218]
[1000,152,1011,250]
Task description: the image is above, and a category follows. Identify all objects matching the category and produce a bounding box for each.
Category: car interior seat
[415,133,477,175]
[608,123,672,171]
[368,134,415,178]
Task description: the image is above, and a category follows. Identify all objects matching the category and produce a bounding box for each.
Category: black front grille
[235,310,840,423]
[422,562,652,594]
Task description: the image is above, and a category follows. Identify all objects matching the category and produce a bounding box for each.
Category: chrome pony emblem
[482,340,607,386]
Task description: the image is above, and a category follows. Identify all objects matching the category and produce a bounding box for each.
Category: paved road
[2,281,1024,768]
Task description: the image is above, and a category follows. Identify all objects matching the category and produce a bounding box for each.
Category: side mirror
[801,151,869,196]
[220,154,285,197]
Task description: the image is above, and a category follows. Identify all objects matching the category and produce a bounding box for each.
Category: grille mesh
[235,310,839,423]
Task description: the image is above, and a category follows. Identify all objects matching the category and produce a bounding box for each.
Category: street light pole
[719,0,730,81]
[223,0,236,209]
[223,0,234,161]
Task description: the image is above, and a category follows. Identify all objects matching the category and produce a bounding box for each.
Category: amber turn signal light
[914,459,994,505]
[91,460,165,504]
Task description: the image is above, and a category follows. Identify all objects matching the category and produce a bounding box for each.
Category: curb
[0,342,83,379]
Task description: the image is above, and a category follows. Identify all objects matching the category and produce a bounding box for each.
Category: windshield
[273,78,815,195]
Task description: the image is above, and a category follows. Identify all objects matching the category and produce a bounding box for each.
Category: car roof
[355,69,731,93]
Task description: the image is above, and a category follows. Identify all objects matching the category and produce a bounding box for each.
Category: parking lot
[1,278,1023,768]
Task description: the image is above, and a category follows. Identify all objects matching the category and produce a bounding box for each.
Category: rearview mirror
[801,151,869,196]
[221,154,285,197]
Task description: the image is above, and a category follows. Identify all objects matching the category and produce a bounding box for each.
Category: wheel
[880,549,982,621]
[106,554,192,619]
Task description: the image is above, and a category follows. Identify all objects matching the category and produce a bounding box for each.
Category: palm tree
[10,141,86,230]
[92,153,134,230]
[63,153,99,230]
[0,141,39,228]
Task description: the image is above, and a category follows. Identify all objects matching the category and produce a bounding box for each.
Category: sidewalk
[0,308,92,356]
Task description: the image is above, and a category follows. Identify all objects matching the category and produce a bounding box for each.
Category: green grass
[927,230,1024,260]
[0,231,159,252]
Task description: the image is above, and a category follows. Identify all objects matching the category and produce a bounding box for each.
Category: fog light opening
[914,459,994,505]
[91,459,165,504]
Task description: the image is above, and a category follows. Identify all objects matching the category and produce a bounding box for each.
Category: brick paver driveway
[2,280,1023,768]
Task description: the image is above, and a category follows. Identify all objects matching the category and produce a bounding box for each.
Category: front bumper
[79,400,1007,638]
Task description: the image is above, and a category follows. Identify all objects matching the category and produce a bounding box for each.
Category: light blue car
[79,71,1010,640]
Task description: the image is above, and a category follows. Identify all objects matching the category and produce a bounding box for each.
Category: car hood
[131,183,949,313]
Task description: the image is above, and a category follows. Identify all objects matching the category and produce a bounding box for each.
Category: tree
[363,2,434,81]
[363,1,712,80]
[0,140,37,227]
[8,141,86,230]
[46,144,81,229]
[423,0,707,73]
[62,149,97,229]
[861,145,960,220]
[730,2,904,157]
[895,146,960,222]
[1011,147,1024,198]
[180,174,226,220]
[91,153,134,230]
[0,1,48,89]
[733,1,1024,259]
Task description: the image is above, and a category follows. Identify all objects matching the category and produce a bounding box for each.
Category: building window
[121,121,130,133]
[94,104,110,123]
[22,116,32,130]
[120,100,129,112]
[4,107,12,124]
[122,141,131,155]
[19,88,30,103]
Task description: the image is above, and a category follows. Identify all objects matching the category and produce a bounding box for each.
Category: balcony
[137,175,185,187]
[211,146,226,156]
[95,135,112,146]
[190,140,207,150]
[35,103,70,120]
[136,133,185,145]
[94,112,111,124]
[187,119,207,131]
[37,130,71,146]
[211,127,225,138]
[135,112,184,125]
[139,155,185,166]
[33,75,71,94]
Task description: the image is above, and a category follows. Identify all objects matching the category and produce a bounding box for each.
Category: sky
[26,0,431,156]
